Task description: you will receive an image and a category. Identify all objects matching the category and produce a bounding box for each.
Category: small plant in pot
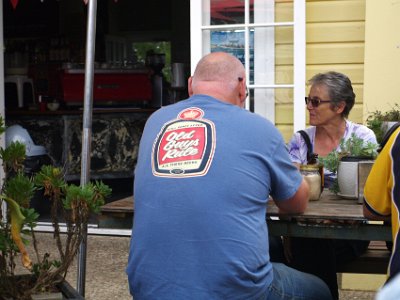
[319,133,379,198]
[367,103,400,144]
[0,117,112,300]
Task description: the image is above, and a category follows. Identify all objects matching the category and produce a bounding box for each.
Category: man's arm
[362,133,395,222]
[274,178,309,214]
[363,203,391,222]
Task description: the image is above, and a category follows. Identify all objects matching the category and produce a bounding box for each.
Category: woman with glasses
[285,71,377,300]
[288,71,377,186]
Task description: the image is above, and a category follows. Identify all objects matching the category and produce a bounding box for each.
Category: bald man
[126,52,331,300]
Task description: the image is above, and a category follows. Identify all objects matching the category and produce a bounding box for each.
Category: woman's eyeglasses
[305,97,332,108]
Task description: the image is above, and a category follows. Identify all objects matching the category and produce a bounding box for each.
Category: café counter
[6,108,156,180]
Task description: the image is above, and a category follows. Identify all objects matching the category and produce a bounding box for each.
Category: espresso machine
[145,52,166,108]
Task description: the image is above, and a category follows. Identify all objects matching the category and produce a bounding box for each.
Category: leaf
[0,142,26,173]
[4,172,36,208]
[1,196,32,270]
[319,151,339,173]
[319,134,379,194]
[0,125,112,297]
[367,105,400,143]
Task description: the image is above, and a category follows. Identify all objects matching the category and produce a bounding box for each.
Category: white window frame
[190,0,306,132]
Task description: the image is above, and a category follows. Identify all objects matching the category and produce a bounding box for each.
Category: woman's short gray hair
[308,71,355,118]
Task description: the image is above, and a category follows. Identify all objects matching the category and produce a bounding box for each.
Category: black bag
[298,130,316,164]
[297,130,324,188]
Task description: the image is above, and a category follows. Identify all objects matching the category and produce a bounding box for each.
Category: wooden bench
[337,241,391,274]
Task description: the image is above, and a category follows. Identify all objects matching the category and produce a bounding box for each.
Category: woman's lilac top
[287,119,377,187]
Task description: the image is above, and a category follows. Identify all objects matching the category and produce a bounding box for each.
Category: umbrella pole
[77,0,97,296]
[0,0,6,224]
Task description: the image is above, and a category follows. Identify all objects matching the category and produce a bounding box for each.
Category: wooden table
[99,196,134,229]
[99,191,391,242]
[99,191,391,274]
[267,190,392,242]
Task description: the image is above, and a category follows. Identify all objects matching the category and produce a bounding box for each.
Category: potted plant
[0,117,111,300]
[367,103,400,144]
[319,133,379,199]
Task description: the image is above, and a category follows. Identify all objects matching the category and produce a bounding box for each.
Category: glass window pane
[250,0,272,24]
[251,27,274,86]
[248,87,278,122]
[130,41,171,81]
[250,0,293,24]
[248,88,294,110]
[275,25,293,85]
[251,26,293,85]
[249,87,295,124]
[196,0,302,129]
[208,30,246,66]
[209,0,245,25]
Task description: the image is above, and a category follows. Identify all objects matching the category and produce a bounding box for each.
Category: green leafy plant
[383,103,400,121]
[367,104,400,143]
[0,118,112,299]
[338,134,379,158]
[366,114,384,144]
[319,133,379,193]
[4,172,36,208]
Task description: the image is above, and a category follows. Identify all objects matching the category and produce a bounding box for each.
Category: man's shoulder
[237,109,275,127]
[388,126,400,152]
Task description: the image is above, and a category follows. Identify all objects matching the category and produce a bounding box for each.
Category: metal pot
[337,156,374,201]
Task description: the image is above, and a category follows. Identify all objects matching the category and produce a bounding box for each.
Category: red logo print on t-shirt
[152,107,216,177]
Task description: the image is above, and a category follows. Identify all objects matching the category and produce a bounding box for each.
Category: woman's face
[307,84,342,126]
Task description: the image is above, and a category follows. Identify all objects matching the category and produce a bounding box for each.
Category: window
[190,0,306,134]
[105,36,172,81]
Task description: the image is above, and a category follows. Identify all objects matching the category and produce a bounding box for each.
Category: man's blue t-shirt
[127,95,302,299]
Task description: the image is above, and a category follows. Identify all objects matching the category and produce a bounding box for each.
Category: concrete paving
[56,233,377,300]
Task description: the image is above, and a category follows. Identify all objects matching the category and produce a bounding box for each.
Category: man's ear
[188,77,194,96]
[237,78,244,99]
[240,79,248,103]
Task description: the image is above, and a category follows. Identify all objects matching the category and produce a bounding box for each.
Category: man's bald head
[192,52,245,83]
[188,52,247,107]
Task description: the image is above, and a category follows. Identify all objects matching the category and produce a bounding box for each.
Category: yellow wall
[305,0,366,125]
[273,0,400,141]
[275,0,367,141]
[274,1,295,140]
[363,0,400,119]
